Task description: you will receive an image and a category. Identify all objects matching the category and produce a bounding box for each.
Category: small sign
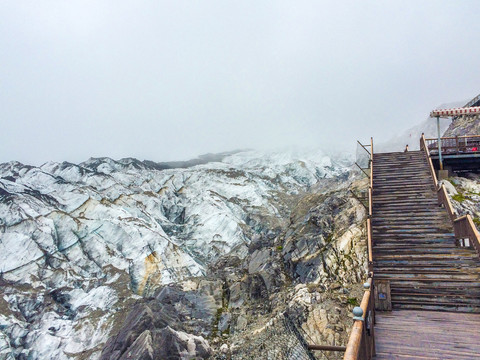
[375,280,392,311]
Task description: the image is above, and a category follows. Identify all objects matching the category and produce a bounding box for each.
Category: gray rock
[248,249,271,274]
[154,326,212,359]
[118,330,154,360]
[440,179,458,195]
[218,313,231,333]
[101,281,221,359]
[235,314,248,331]
[101,304,155,360]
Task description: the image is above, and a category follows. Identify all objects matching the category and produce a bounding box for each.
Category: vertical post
[370,137,373,190]
[437,116,443,170]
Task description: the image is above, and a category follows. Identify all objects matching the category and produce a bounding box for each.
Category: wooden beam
[367,218,373,269]
[308,345,346,352]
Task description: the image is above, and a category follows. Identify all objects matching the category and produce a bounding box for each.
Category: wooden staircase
[372,150,480,313]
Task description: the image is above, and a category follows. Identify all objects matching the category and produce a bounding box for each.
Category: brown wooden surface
[372,150,480,313]
[308,344,346,351]
[375,280,392,311]
[425,135,480,156]
[375,310,480,359]
[454,214,480,258]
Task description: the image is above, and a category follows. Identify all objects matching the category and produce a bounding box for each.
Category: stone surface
[443,175,480,230]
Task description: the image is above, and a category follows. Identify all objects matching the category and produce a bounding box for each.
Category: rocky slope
[440,175,480,231]
[443,115,480,137]
[0,148,367,359]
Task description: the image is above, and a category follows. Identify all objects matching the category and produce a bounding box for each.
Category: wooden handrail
[425,135,480,141]
[343,277,375,360]
[308,345,347,352]
[344,322,363,360]
[424,135,480,156]
[367,139,373,272]
[421,134,480,259]
[421,134,438,188]
[370,137,373,190]
[453,214,469,222]
[367,218,373,271]
[368,187,372,218]
[453,214,480,256]
[344,138,375,360]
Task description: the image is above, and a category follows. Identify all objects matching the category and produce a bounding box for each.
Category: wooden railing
[344,138,375,360]
[421,134,480,259]
[367,137,373,271]
[454,215,480,256]
[343,277,376,360]
[420,134,438,187]
[424,135,480,155]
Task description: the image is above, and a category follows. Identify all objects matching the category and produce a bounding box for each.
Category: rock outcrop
[441,175,480,230]
[101,177,367,359]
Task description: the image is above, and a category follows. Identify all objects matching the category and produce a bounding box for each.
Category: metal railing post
[436,116,443,170]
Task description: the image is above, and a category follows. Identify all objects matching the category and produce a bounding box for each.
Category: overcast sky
[2,1,480,165]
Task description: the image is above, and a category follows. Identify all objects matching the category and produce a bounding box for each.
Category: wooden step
[374,187,434,193]
[390,287,480,297]
[373,242,457,249]
[392,302,480,313]
[373,216,448,222]
[391,295,480,307]
[373,233,455,239]
[374,259,480,268]
[374,267,479,275]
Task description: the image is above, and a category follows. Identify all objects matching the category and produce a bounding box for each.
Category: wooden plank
[375,310,480,360]
[375,280,392,311]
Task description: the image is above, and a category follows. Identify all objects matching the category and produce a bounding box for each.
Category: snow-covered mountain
[0,148,354,359]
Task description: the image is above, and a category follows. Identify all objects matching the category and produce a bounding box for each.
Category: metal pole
[437,116,443,170]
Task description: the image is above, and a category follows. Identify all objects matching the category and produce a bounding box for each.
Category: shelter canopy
[430,106,480,118]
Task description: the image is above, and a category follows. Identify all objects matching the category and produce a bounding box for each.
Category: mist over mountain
[376,100,466,152]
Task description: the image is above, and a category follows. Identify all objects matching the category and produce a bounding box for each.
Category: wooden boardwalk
[342,144,480,360]
[371,151,480,359]
[375,310,480,359]
[372,151,480,312]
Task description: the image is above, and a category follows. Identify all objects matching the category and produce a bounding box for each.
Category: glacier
[0,148,352,359]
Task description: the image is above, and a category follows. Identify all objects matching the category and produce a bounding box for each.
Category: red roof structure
[430,106,480,118]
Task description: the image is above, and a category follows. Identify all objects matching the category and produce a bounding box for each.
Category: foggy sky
[2,1,480,165]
